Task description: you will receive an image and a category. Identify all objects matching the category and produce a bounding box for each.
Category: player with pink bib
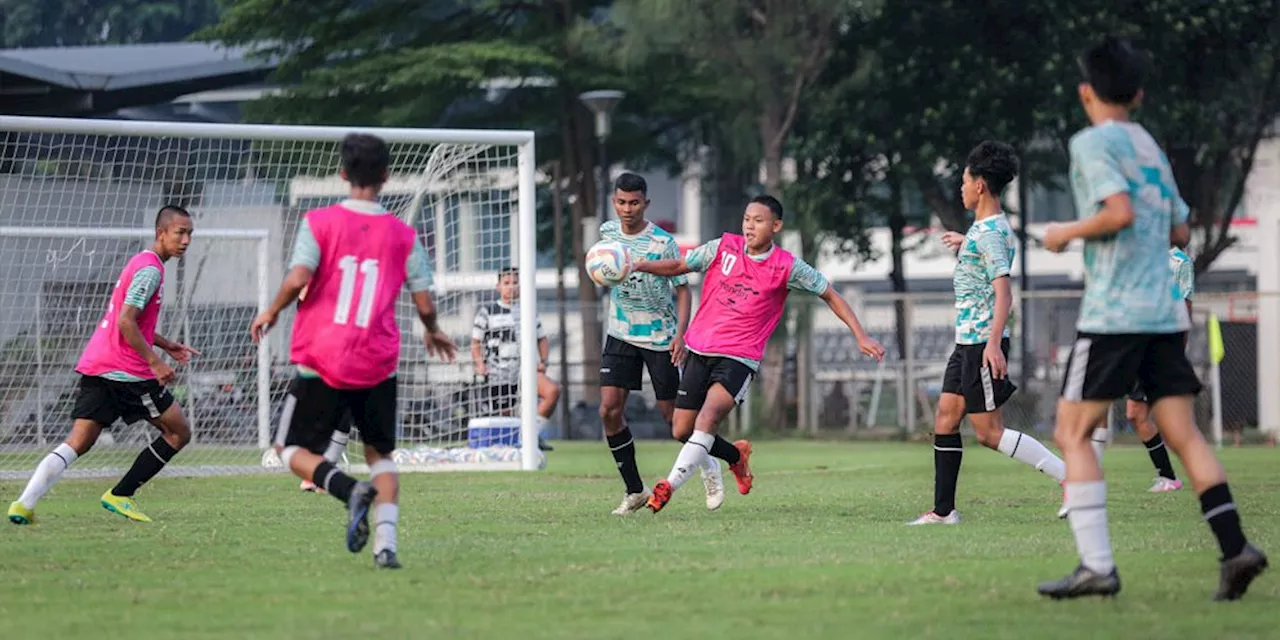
[633,195,885,512]
[9,206,201,526]
[251,134,456,569]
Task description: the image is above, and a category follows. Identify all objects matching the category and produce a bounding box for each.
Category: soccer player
[8,205,200,525]
[597,172,724,515]
[908,141,1066,526]
[471,268,557,452]
[1082,246,1194,495]
[1038,36,1266,600]
[250,133,456,569]
[634,195,885,513]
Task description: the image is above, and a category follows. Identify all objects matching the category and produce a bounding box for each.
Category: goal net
[0,116,543,479]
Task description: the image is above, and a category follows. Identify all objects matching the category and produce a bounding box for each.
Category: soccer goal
[0,115,543,477]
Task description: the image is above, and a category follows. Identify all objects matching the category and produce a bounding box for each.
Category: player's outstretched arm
[118,305,174,383]
[672,284,691,365]
[633,258,693,277]
[411,290,456,363]
[819,286,885,362]
[985,275,1013,378]
[1043,193,1135,252]
[152,333,200,365]
[250,266,312,342]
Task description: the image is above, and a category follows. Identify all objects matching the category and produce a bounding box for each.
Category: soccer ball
[585,240,632,287]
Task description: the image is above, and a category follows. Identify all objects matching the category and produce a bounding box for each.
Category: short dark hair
[748,194,784,220]
[340,133,391,187]
[614,172,647,196]
[155,204,191,230]
[1078,35,1148,105]
[965,141,1020,194]
[497,266,518,283]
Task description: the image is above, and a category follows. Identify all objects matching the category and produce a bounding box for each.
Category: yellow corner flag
[1208,313,1226,364]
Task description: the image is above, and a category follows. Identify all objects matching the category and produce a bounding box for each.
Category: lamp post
[578,90,625,221]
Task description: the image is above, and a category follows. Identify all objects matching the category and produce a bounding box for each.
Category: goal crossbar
[0,115,534,147]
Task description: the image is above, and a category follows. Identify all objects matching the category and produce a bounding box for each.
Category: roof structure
[0,42,275,117]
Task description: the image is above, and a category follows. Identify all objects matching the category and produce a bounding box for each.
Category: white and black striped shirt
[472,301,545,384]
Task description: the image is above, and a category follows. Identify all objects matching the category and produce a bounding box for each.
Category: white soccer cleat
[907,510,961,526]
[702,461,726,511]
[612,488,652,515]
[1148,476,1183,493]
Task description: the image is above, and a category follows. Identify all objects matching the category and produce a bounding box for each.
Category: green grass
[1,441,1277,640]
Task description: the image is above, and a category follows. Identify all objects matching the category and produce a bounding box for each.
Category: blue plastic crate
[467,417,522,448]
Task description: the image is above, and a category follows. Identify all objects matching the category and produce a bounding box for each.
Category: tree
[1064,0,1280,273]
[204,0,709,410]
[0,0,221,47]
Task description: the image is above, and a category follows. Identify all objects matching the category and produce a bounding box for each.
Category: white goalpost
[0,115,542,477]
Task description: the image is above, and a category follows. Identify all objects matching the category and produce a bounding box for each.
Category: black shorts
[487,383,519,412]
[275,376,398,456]
[1060,332,1201,403]
[72,375,175,426]
[600,336,681,400]
[1128,381,1148,403]
[675,352,755,411]
[941,339,1017,415]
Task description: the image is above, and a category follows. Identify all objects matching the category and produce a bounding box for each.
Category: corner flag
[1208,313,1226,364]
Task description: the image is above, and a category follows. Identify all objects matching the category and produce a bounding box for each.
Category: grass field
[1,440,1277,639]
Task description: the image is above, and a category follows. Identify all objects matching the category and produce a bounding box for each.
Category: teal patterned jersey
[953,214,1016,345]
[1169,248,1194,301]
[1069,121,1191,334]
[601,220,688,351]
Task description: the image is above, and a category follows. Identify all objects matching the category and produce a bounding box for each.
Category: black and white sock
[323,428,350,464]
[1200,483,1247,560]
[111,437,178,497]
[607,427,644,494]
[933,433,963,516]
[1143,434,1178,481]
[313,461,357,503]
[708,435,740,465]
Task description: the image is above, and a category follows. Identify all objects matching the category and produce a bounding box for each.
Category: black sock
[313,461,357,503]
[111,436,178,497]
[607,428,644,494]
[933,433,963,516]
[709,435,740,465]
[1200,483,1247,560]
[1143,434,1178,481]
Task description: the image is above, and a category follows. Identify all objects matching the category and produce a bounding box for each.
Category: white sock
[1065,481,1115,574]
[701,455,720,474]
[323,430,349,464]
[18,443,78,510]
[1090,427,1109,464]
[667,431,713,490]
[997,429,1066,482]
[373,502,399,554]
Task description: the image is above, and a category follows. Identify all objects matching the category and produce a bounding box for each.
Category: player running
[1083,246,1194,494]
[908,141,1066,526]
[250,133,456,569]
[597,173,724,515]
[9,205,200,525]
[633,195,885,513]
[1038,36,1266,600]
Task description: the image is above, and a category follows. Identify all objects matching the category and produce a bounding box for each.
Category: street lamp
[579,90,625,221]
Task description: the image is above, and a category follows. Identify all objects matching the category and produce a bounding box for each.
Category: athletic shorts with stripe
[72,374,174,426]
[942,339,1016,414]
[675,352,754,411]
[1060,332,1201,402]
[274,376,398,455]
